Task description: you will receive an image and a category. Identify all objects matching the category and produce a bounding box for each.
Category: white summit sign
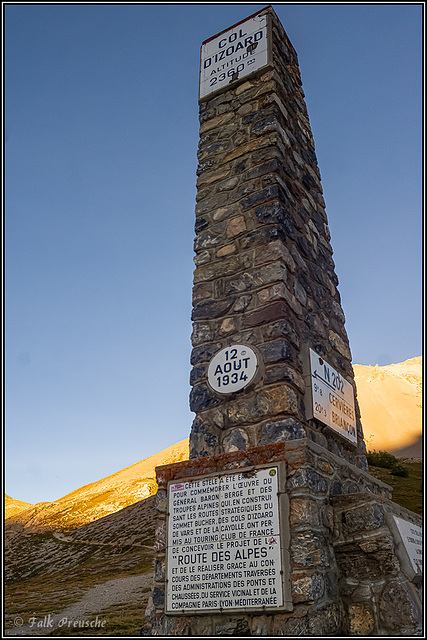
[306,348,357,444]
[199,10,271,100]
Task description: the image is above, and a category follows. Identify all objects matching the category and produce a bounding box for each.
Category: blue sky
[5,3,422,504]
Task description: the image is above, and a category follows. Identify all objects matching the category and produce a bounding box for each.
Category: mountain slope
[5,439,188,532]
[5,495,33,519]
[5,497,156,636]
[354,357,422,457]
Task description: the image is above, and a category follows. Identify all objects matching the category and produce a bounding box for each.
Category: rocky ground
[4,497,157,637]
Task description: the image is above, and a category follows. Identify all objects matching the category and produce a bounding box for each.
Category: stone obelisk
[144,8,422,636]
[189,7,366,470]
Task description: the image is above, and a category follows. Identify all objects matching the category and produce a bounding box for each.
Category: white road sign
[307,349,357,444]
[393,516,423,574]
[199,11,270,100]
[207,344,260,394]
[166,467,284,613]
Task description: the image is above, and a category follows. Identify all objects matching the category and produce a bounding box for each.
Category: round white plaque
[207,344,259,394]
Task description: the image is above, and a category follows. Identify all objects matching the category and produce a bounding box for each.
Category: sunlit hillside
[4,495,33,519]
[4,439,189,531]
[354,357,422,457]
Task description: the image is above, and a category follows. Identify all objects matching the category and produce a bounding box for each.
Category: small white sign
[166,467,283,613]
[199,12,270,100]
[307,349,357,444]
[393,516,423,574]
[207,345,259,394]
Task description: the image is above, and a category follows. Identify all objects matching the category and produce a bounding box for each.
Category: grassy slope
[368,460,423,515]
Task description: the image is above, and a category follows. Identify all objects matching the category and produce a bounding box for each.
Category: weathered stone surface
[335,536,398,580]
[197,167,235,188]
[254,239,296,271]
[191,322,213,346]
[152,586,165,608]
[232,295,252,312]
[264,363,305,391]
[189,383,219,412]
[341,503,385,534]
[329,329,352,359]
[218,317,237,335]
[222,428,249,453]
[259,418,306,445]
[227,386,298,426]
[189,418,219,458]
[223,263,286,298]
[192,298,234,321]
[197,139,230,161]
[154,489,167,513]
[192,281,213,302]
[257,282,287,305]
[190,342,221,366]
[216,243,236,257]
[193,255,251,283]
[379,580,422,631]
[215,619,250,636]
[347,603,374,636]
[259,339,293,363]
[261,319,299,347]
[239,225,287,250]
[243,300,288,328]
[307,604,341,636]
[292,572,325,602]
[273,615,309,636]
[154,558,165,582]
[199,111,234,134]
[351,584,372,601]
[288,468,328,494]
[316,457,334,476]
[250,615,270,636]
[291,531,329,567]
[289,496,321,527]
[154,521,166,553]
[226,216,246,238]
[254,201,295,237]
[193,248,211,265]
[222,135,275,163]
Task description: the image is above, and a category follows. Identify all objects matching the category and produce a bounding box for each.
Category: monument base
[144,440,422,636]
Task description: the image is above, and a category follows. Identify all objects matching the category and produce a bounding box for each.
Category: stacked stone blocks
[333,493,422,635]
[190,9,367,470]
[146,439,407,636]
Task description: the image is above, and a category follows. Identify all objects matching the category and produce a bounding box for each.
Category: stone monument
[144,7,422,635]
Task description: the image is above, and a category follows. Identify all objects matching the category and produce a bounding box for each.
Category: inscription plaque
[207,344,260,395]
[166,467,284,613]
[393,516,423,574]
